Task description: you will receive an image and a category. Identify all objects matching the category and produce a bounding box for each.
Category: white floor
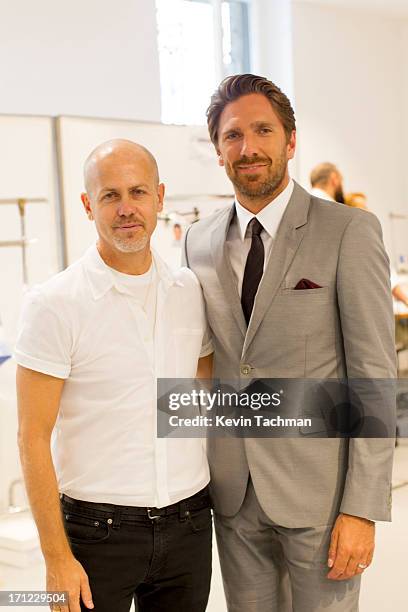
[1,444,408,612]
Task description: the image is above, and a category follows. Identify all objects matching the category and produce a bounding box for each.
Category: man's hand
[46,554,94,612]
[327,513,375,580]
[196,353,213,379]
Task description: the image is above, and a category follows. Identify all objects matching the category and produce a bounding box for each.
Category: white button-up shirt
[15,244,210,507]
[227,179,294,296]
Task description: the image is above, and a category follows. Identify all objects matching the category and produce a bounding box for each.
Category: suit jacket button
[241,364,251,375]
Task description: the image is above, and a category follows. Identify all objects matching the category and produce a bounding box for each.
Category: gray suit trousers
[214,478,361,612]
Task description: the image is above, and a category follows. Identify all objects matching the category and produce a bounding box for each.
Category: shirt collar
[234,178,294,241]
[82,243,183,301]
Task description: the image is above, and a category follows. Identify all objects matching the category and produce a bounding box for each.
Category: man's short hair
[310,162,340,187]
[206,74,296,146]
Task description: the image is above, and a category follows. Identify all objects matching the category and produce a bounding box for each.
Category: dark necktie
[241,218,265,325]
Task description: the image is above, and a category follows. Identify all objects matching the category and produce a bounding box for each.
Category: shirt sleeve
[180,265,214,358]
[14,289,72,379]
[200,324,214,358]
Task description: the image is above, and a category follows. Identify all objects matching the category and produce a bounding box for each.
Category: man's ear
[287,130,296,161]
[81,193,93,220]
[157,183,165,213]
[217,148,224,167]
[329,172,339,189]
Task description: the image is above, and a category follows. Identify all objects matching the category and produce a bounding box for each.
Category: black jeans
[61,488,212,612]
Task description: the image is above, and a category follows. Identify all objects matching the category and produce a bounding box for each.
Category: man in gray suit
[183,74,396,611]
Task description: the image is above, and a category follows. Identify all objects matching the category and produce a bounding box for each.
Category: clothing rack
[0,198,47,284]
[160,193,233,224]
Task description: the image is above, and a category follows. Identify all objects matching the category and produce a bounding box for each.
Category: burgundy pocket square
[294,279,322,290]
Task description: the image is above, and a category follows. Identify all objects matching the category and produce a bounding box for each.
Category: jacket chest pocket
[278,286,330,303]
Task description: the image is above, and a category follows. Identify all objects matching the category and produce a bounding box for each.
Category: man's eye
[259,128,272,134]
[103,192,116,200]
[226,133,239,140]
[132,189,146,195]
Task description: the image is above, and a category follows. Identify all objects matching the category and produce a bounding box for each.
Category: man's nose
[117,197,136,216]
[240,134,259,158]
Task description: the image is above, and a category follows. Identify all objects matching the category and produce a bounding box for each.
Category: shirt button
[241,364,251,376]
[107,518,113,525]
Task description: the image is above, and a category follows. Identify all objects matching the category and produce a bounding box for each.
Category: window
[156,0,251,125]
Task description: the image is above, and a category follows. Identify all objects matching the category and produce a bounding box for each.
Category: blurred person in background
[392,278,408,308]
[310,162,345,203]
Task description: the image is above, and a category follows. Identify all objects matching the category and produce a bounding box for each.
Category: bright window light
[156,0,251,126]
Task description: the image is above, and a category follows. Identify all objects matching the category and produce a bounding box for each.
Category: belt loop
[179,500,189,520]
[112,505,121,529]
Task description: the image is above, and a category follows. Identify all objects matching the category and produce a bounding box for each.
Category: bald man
[15,140,213,612]
[310,162,345,203]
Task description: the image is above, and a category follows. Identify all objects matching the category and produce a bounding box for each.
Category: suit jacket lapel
[243,182,311,355]
[211,205,247,338]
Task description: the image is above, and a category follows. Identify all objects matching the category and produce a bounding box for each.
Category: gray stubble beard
[112,231,149,253]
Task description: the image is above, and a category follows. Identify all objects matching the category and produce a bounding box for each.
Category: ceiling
[294,0,408,18]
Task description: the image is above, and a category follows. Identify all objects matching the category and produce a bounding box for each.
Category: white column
[250,0,295,102]
[212,0,225,83]
[249,0,298,178]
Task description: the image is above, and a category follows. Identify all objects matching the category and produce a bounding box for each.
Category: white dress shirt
[15,244,210,508]
[227,179,294,296]
[110,264,158,340]
[310,187,335,202]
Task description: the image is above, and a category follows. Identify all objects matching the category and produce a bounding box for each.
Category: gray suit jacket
[183,181,396,527]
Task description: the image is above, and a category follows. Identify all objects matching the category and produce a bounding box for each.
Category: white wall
[0,117,58,339]
[0,116,58,513]
[0,0,162,514]
[403,22,408,200]
[251,0,295,100]
[399,21,408,262]
[0,0,161,121]
[292,1,408,260]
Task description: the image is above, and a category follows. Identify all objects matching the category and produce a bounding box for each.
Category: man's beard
[334,185,345,204]
[111,221,149,253]
[113,233,149,253]
[226,152,287,200]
